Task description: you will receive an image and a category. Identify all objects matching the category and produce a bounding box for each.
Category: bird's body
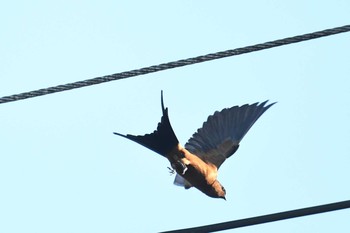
[114,91,275,199]
[168,144,223,198]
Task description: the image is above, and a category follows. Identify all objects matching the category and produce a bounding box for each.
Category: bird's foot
[167,167,175,175]
[171,160,188,175]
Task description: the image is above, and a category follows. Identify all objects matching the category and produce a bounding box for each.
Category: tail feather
[114,91,179,157]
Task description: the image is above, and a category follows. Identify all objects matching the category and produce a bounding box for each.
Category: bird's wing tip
[260,100,277,108]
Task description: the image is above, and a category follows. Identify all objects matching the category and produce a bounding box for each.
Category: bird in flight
[114,91,275,200]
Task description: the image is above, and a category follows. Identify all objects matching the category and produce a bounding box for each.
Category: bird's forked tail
[114,91,179,157]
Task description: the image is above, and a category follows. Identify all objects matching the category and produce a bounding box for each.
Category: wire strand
[161,200,350,233]
[1,25,350,104]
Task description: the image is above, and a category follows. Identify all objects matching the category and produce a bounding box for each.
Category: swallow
[114,91,275,200]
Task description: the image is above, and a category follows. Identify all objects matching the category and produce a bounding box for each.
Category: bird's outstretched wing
[184,101,275,169]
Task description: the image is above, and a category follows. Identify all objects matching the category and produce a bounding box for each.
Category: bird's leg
[167,167,175,175]
[182,165,188,175]
[171,160,188,175]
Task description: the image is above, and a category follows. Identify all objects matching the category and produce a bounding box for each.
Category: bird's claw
[167,167,175,175]
[171,160,188,175]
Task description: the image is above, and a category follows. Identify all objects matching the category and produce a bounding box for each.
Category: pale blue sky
[1,1,350,232]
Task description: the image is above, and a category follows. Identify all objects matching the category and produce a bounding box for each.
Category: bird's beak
[222,196,226,201]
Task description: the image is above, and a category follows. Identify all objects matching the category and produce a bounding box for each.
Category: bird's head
[209,180,226,200]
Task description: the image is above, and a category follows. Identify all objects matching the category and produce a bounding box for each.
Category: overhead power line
[161,200,350,233]
[1,25,350,105]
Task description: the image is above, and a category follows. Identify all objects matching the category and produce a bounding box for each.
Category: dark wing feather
[185,101,275,169]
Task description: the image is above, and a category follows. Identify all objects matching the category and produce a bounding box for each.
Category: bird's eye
[222,186,226,193]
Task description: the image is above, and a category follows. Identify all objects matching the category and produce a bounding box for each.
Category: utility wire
[1,25,350,105]
[161,200,350,233]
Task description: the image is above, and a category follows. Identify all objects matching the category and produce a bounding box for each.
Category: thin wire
[1,25,350,104]
[161,200,350,233]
